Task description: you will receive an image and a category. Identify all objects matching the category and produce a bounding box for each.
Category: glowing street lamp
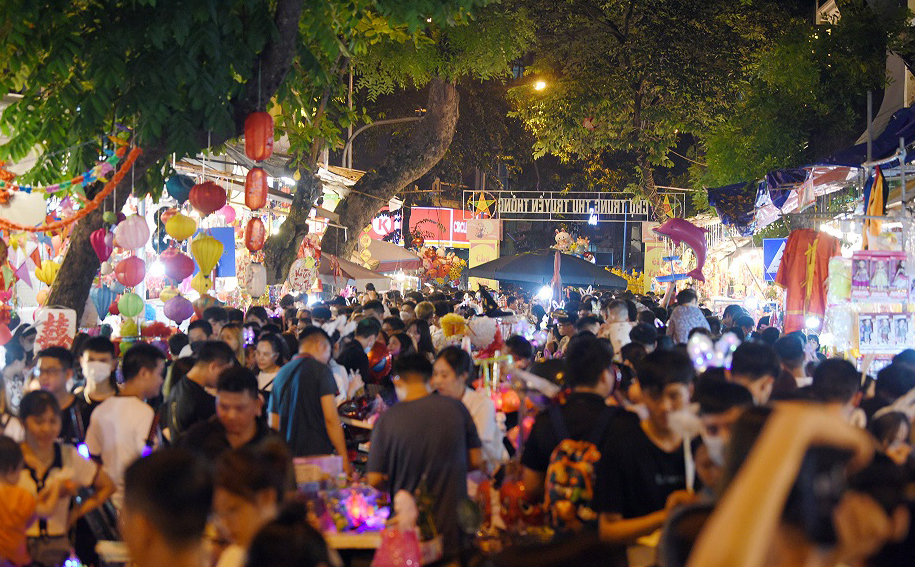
[534,80,547,91]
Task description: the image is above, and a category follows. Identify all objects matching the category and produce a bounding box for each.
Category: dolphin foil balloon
[652,218,708,282]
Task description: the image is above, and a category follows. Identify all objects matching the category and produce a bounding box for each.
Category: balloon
[165,213,197,241]
[90,286,116,318]
[164,295,194,323]
[161,248,195,282]
[191,234,223,275]
[90,228,113,263]
[118,292,144,318]
[243,263,267,297]
[115,215,151,250]
[35,260,61,286]
[165,175,194,204]
[652,218,708,282]
[115,256,146,287]
[191,272,212,295]
[189,181,227,217]
[217,205,236,224]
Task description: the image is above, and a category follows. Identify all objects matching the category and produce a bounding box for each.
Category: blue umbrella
[90,286,116,318]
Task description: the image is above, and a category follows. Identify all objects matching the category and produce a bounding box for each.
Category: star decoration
[469,191,496,218]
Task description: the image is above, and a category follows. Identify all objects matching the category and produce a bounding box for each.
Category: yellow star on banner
[469,191,496,217]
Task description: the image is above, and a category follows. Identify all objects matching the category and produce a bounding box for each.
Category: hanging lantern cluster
[245,112,274,162]
[245,217,266,252]
[191,233,223,296]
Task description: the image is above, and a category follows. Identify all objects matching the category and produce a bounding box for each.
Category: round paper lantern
[90,229,113,263]
[36,289,49,306]
[161,249,195,282]
[244,263,267,297]
[0,191,47,227]
[165,213,197,241]
[118,292,144,318]
[160,208,179,225]
[191,234,223,275]
[35,260,61,286]
[109,299,120,316]
[287,257,317,291]
[166,175,194,204]
[189,181,227,217]
[244,112,274,161]
[115,215,151,250]
[191,272,212,295]
[115,256,146,287]
[164,295,194,323]
[245,167,268,210]
[100,261,114,276]
[244,218,266,252]
[218,205,237,224]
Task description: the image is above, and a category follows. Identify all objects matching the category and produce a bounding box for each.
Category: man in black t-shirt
[595,349,699,545]
[163,341,236,442]
[181,366,285,460]
[337,318,380,381]
[521,334,624,512]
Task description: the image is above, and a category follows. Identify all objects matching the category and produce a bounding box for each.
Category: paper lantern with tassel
[191,272,212,295]
[165,213,197,241]
[191,234,223,275]
[245,167,268,210]
[189,181,227,217]
[90,229,113,263]
[244,218,266,252]
[164,295,194,323]
[161,249,195,282]
[114,215,151,251]
[117,293,144,318]
[115,256,146,288]
[35,260,61,286]
[244,112,274,161]
[90,286,117,318]
[193,295,218,318]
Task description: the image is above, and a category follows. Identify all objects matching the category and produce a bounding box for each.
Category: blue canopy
[819,106,915,167]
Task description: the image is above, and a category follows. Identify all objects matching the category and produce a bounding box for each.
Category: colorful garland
[0,137,128,197]
[0,147,143,233]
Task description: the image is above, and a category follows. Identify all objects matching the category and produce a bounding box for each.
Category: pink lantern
[218,205,237,224]
[114,215,151,250]
[90,229,113,263]
[163,295,194,323]
[115,256,146,287]
[161,248,195,282]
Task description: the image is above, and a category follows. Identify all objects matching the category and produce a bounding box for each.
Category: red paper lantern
[245,167,268,211]
[161,248,195,282]
[245,218,266,252]
[189,181,227,216]
[244,112,274,161]
[115,256,146,287]
[109,299,120,316]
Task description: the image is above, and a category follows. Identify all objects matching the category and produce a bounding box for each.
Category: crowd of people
[0,282,913,567]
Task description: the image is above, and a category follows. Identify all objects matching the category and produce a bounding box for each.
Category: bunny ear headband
[687,332,741,373]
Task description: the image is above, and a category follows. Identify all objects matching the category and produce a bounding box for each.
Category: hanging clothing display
[775,229,841,334]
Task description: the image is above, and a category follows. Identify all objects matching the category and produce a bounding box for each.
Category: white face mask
[394,384,408,401]
[667,408,703,438]
[83,361,112,384]
[701,433,726,467]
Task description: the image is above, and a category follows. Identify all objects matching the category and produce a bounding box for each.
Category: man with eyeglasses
[33,346,90,444]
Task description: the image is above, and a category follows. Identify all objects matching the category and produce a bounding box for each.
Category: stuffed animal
[552,229,572,252]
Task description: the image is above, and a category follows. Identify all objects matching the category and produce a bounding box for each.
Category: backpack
[543,405,614,532]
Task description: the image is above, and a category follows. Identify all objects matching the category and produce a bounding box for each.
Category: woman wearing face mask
[12,325,37,372]
[432,346,505,473]
[213,442,291,567]
[17,390,116,567]
[253,334,290,399]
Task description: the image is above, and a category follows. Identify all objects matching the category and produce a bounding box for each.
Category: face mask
[394,384,408,401]
[83,361,112,384]
[364,345,373,355]
[667,408,702,437]
[701,433,726,466]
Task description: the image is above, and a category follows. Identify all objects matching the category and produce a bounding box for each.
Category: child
[0,435,64,567]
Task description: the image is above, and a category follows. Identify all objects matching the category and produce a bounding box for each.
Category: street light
[534,80,547,91]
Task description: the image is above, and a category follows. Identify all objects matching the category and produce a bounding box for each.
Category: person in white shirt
[86,343,165,509]
[599,299,634,361]
[432,346,505,473]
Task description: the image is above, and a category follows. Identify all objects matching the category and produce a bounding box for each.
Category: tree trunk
[321,78,460,258]
[262,171,322,283]
[47,149,166,321]
[46,0,305,320]
[637,153,670,221]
